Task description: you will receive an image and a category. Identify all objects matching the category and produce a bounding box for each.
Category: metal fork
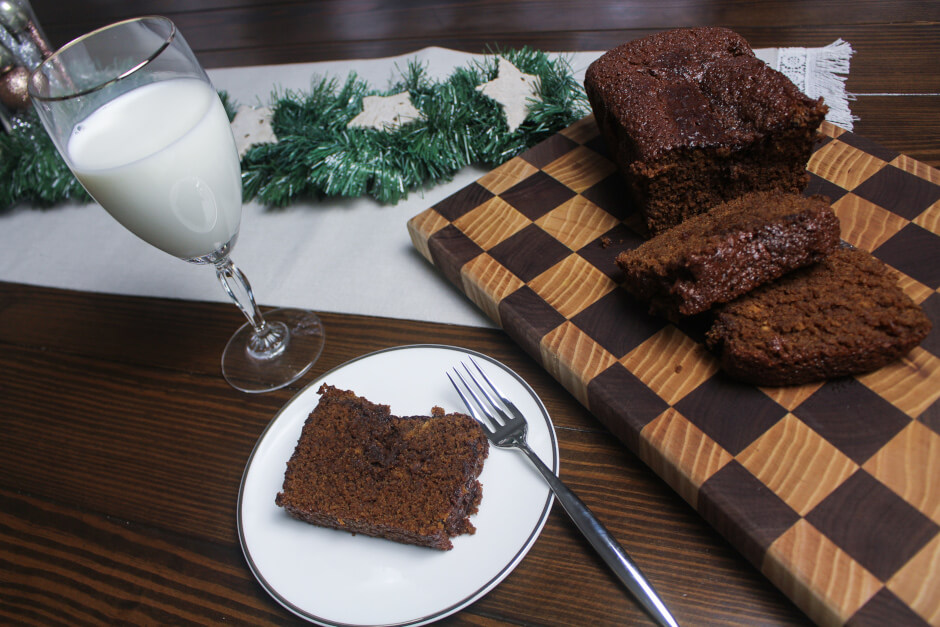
[448,357,679,627]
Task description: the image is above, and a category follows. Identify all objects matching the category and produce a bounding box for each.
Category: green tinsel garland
[0,48,589,210]
[0,113,90,208]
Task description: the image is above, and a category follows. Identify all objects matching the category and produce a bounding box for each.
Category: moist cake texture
[275,384,489,550]
[584,27,828,235]
[616,191,840,320]
[705,246,932,386]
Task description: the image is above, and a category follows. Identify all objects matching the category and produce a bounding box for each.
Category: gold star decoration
[347,91,425,131]
[476,57,541,132]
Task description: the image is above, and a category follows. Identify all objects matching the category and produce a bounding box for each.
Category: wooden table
[4,2,938,625]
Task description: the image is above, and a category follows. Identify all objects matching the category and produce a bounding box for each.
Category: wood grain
[4,2,938,624]
[0,280,807,625]
[852,96,940,168]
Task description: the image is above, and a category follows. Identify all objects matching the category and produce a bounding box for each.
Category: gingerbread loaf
[705,246,932,386]
[276,384,489,550]
[616,191,841,320]
[585,27,828,235]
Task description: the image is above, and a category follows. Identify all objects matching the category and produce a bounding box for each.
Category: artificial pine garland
[0,113,89,208]
[242,48,589,205]
[0,48,589,210]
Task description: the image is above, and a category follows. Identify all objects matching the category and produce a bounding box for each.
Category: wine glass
[27,16,325,393]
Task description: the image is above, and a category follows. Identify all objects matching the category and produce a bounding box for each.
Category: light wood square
[452,196,530,250]
[460,253,525,326]
[863,421,940,525]
[763,519,883,626]
[540,320,617,406]
[535,194,620,251]
[808,140,886,191]
[819,121,846,139]
[831,193,909,251]
[477,157,540,195]
[620,326,719,406]
[760,381,825,412]
[893,272,936,305]
[887,533,940,625]
[541,145,617,193]
[913,197,940,234]
[528,254,615,320]
[407,208,449,262]
[858,346,940,419]
[890,154,940,185]
[639,407,733,506]
[738,414,858,516]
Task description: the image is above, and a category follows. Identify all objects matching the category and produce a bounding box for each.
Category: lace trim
[775,39,857,130]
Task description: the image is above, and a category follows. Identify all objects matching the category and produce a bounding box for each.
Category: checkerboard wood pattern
[407,118,940,626]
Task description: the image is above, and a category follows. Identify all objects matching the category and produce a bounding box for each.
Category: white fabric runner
[0,45,852,328]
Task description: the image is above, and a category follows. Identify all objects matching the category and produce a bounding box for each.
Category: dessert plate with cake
[238,344,558,626]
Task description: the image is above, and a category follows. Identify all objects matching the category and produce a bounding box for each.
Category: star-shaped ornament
[230,105,277,158]
[476,57,541,132]
[347,91,425,131]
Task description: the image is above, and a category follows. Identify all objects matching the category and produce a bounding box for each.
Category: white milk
[68,78,242,260]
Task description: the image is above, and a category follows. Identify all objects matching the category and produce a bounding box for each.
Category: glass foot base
[221,307,325,393]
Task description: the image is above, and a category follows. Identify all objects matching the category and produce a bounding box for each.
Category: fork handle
[517,443,679,627]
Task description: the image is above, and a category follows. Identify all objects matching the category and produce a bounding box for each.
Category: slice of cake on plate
[276,384,489,550]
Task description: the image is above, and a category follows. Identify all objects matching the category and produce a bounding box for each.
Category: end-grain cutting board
[407,117,940,626]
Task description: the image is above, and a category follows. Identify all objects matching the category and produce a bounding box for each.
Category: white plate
[238,344,558,626]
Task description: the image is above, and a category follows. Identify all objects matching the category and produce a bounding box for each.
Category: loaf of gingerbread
[585,27,828,235]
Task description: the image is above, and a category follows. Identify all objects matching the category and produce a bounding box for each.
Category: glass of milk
[28,16,325,393]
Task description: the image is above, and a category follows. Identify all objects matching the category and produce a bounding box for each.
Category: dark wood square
[852,165,940,220]
[873,223,940,289]
[431,182,493,221]
[794,379,911,465]
[487,224,572,283]
[698,461,801,568]
[806,470,939,582]
[804,171,849,203]
[920,292,940,358]
[674,374,787,456]
[587,363,670,451]
[812,134,835,152]
[584,133,609,156]
[919,397,940,437]
[847,588,930,627]
[427,225,484,288]
[672,312,714,346]
[497,286,566,360]
[517,133,579,168]
[581,173,636,221]
[576,223,644,280]
[570,289,666,360]
[498,170,577,220]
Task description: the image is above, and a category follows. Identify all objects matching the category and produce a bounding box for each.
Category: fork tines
[449,357,517,429]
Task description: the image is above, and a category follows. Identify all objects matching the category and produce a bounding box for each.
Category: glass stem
[215,257,288,360]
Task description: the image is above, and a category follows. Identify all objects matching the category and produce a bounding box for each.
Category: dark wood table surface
[3,2,938,625]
